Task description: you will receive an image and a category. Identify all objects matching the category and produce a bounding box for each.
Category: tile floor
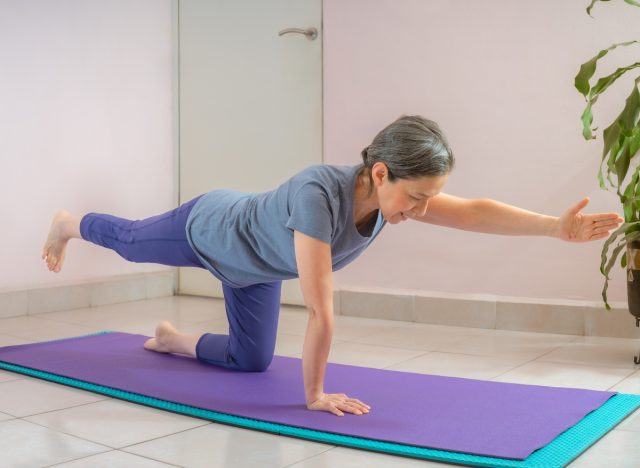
[0,296,638,467]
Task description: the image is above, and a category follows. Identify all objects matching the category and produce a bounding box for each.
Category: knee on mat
[235,354,273,372]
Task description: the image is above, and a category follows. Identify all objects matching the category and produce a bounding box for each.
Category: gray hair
[360,115,454,192]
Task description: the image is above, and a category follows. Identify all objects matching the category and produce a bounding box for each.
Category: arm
[293,230,370,416]
[294,230,333,405]
[418,193,622,241]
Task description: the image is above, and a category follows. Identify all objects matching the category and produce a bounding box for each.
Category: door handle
[278,27,318,40]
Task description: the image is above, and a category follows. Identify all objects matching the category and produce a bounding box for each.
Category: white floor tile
[55,449,177,467]
[437,329,577,360]
[26,399,208,448]
[617,407,640,433]
[386,351,529,380]
[332,315,419,341]
[0,296,636,467]
[109,296,227,324]
[0,368,25,383]
[0,419,108,467]
[124,423,331,468]
[149,295,228,323]
[491,361,634,391]
[353,324,488,351]
[568,430,640,467]
[251,308,342,347]
[0,333,31,346]
[40,297,226,332]
[0,315,65,334]
[276,309,309,336]
[288,446,449,467]
[278,310,413,342]
[39,305,124,326]
[328,342,425,368]
[174,318,229,336]
[4,321,101,342]
[0,378,106,417]
[537,337,640,370]
[610,370,640,393]
[27,306,156,336]
[275,333,305,357]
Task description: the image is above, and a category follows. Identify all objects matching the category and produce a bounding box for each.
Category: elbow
[471,198,492,211]
[464,198,491,228]
[307,307,334,330]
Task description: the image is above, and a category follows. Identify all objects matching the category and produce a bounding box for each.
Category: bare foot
[144,321,178,353]
[42,210,78,273]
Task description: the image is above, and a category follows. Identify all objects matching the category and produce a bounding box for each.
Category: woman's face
[376,172,448,224]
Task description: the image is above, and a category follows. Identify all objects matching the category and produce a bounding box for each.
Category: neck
[353,171,379,224]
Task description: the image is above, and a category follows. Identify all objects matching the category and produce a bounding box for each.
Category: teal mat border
[0,332,638,468]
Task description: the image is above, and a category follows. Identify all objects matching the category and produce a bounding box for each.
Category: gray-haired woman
[42,115,622,417]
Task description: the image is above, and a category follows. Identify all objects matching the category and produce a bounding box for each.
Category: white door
[178,0,323,305]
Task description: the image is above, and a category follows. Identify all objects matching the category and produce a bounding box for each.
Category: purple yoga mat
[0,332,614,460]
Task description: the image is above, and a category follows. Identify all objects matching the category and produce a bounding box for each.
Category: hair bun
[361,146,370,165]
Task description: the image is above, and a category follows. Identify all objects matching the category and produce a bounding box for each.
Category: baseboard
[0,271,176,318]
[335,287,640,339]
[4,276,638,339]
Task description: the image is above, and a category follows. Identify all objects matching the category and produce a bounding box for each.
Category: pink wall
[323,0,638,303]
[1,1,174,291]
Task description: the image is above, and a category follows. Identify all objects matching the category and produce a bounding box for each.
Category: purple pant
[80,197,282,372]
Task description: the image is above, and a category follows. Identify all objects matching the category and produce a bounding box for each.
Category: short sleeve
[285,183,333,244]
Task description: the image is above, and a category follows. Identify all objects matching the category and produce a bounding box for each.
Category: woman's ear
[370,162,388,187]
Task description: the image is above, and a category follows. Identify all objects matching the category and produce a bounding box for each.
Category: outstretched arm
[293,230,370,416]
[417,194,623,242]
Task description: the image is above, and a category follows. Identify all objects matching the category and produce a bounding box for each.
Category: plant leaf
[617,81,640,133]
[587,0,640,17]
[615,139,632,190]
[597,82,640,189]
[597,165,607,188]
[629,125,640,156]
[605,133,622,187]
[582,66,640,141]
[623,171,640,220]
[587,0,612,16]
[624,201,632,221]
[581,99,597,140]
[574,41,638,96]
[601,236,626,309]
[602,236,627,278]
[600,223,636,276]
[633,168,640,223]
[600,223,640,309]
[589,63,640,99]
[602,118,623,166]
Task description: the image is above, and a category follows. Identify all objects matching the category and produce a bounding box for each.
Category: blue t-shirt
[185,164,386,288]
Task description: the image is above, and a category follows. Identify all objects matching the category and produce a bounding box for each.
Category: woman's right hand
[307,392,371,416]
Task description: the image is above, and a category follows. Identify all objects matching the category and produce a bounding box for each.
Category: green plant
[575,0,640,309]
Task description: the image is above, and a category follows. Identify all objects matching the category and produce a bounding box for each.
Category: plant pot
[626,241,640,365]
[626,242,640,320]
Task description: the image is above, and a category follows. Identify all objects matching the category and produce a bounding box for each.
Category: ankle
[64,215,82,239]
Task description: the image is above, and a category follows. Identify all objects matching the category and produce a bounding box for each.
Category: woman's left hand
[555,197,623,242]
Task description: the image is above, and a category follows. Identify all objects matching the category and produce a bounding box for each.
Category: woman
[42,115,623,417]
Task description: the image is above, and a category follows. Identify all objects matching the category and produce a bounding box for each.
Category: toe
[144,338,156,350]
